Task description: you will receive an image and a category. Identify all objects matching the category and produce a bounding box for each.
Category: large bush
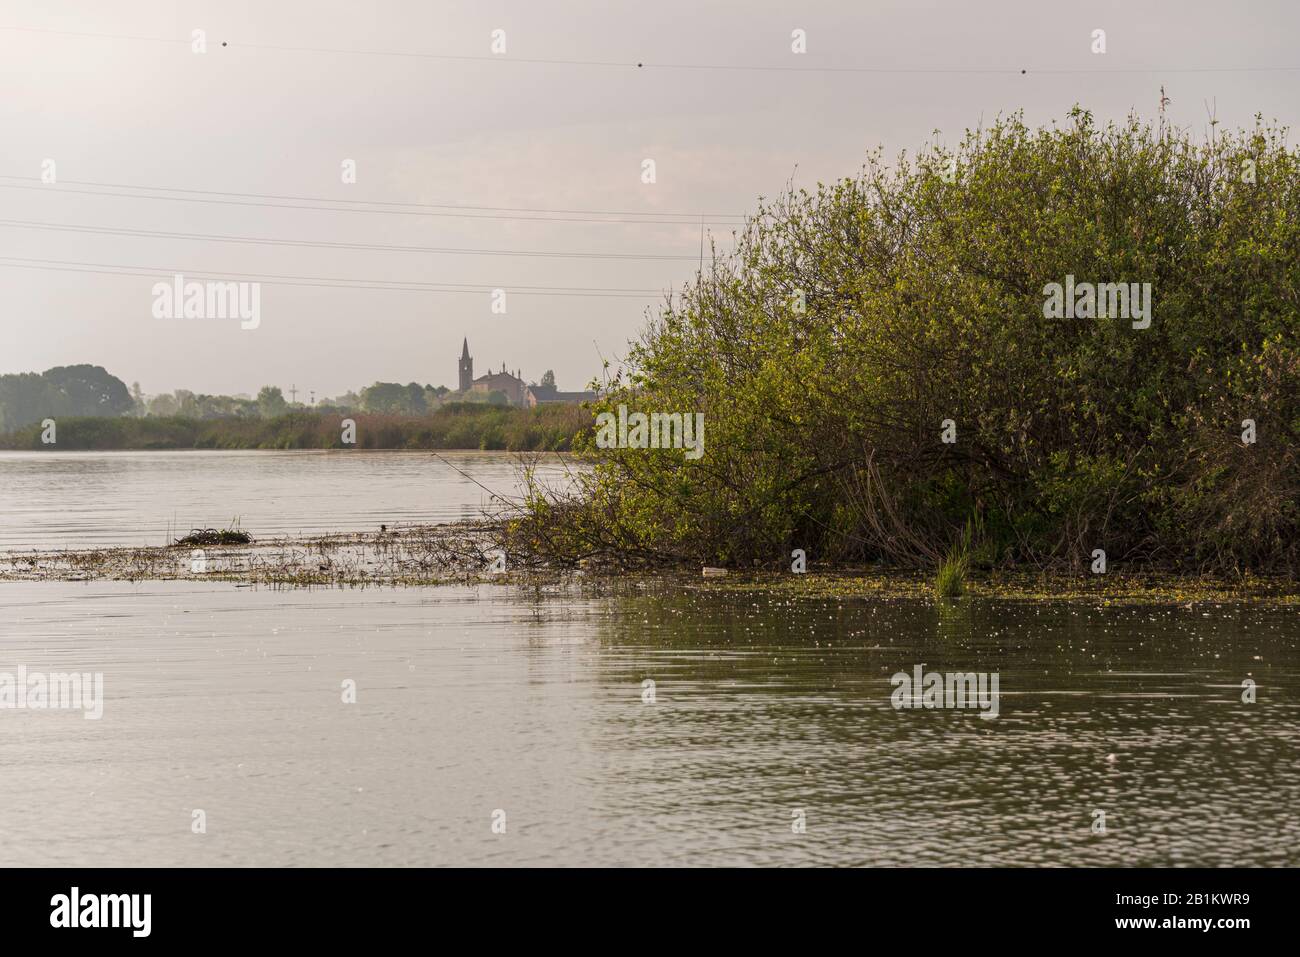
[517,110,1299,574]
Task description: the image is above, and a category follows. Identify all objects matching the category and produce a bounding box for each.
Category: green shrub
[517,109,1300,574]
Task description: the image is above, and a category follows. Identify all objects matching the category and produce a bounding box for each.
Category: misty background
[2,0,1297,399]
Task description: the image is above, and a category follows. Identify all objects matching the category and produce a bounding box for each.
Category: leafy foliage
[0,365,132,431]
[515,110,1299,574]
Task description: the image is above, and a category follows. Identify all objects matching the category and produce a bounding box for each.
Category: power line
[0,24,633,67]
[608,62,1300,76]
[0,255,670,298]
[0,175,742,221]
[4,24,1300,74]
[0,181,744,226]
[0,218,702,262]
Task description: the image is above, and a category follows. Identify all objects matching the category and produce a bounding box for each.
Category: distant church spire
[458,338,473,392]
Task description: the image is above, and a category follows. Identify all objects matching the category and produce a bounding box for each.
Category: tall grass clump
[934,550,968,598]
[934,522,975,597]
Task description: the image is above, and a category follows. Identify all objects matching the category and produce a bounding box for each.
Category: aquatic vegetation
[934,546,969,599]
[2,521,1298,607]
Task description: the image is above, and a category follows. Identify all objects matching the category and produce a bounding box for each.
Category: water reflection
[0,581,1294,866]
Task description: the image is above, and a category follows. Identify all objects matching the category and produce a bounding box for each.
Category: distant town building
[472,366,527,406]
[455,338,595,407]
[525,383,597,407]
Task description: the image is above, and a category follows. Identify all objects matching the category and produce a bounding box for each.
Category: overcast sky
[2,0,1297,399]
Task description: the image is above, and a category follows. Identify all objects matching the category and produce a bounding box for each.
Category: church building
[458,338,527,406]
[457,338,595,408]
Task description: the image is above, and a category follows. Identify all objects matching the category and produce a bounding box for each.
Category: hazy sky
[2,0,1298,398]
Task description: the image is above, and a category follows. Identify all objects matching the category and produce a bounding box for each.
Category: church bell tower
[458,338,473,392]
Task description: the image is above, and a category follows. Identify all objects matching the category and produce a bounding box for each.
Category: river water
[0,452,1297,866]
[0,449,567,549]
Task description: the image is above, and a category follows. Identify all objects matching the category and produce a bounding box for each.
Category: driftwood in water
[173,528,253,547]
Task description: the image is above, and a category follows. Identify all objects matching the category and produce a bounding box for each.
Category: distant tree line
[0,405,592,452]
[0,368,518,432]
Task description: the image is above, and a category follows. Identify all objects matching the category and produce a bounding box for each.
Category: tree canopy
[0,365,132,431]
[519,110,1300,574]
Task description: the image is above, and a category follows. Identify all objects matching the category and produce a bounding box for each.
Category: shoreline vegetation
[1,521,1297,605]
[4,112,1298,590]
[504,111,1300,580]
[0,404,592,451]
